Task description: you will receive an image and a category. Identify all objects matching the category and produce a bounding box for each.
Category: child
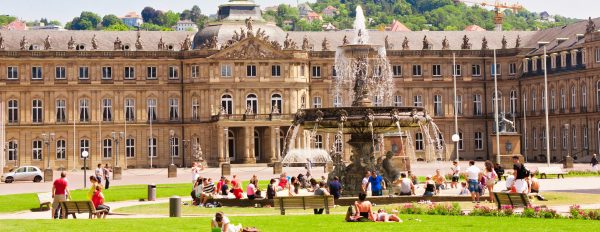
[458,182,470,195]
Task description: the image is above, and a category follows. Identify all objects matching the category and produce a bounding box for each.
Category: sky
[0,0,597,24]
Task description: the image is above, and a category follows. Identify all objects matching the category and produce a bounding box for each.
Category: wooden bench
[273,196,334,215]
[37,192,52,210]
[59,201,107,219]
[537,167,567,179]
[493,192,531,210]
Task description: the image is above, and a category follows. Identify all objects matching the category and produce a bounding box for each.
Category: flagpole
[453,53,459,161]
[72,97,77,171]
[494,49,501,164]
[543,46,551,166]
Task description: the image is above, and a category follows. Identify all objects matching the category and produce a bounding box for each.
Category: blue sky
[0,0,597,24]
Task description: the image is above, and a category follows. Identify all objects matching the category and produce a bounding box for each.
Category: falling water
[353,5,370,45]
[396,121,417,162]
[429,122,446,160]
[282,124,300,158]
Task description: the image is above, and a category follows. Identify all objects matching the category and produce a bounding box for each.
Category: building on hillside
[174,20,198,32]
[29,23,64,31]
[264,6,279,12]
[1,0,599,170]
[322,22,336,31]
[1,20,27,30]
[305,12,322,22]
[322,6,338,18]
[387,20,411,32]
[539,11,556,23]
[298,3,313,18]
[464,24,486,31]
[121,12,143,27]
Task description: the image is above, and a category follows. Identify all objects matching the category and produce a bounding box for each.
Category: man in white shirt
[361,171,371,195]
[450,161,461,189]
[466,160,481,203]
[94,163,103,185]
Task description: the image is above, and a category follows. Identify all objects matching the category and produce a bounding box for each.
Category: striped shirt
[203,182,215,194]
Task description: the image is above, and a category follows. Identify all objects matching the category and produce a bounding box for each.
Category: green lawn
[0,214,598,231]
[0,180,267,214]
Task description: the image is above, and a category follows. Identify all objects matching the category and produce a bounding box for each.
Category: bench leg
[281,209,285,215]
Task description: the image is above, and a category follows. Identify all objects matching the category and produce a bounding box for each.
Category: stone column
[243,126,256,163]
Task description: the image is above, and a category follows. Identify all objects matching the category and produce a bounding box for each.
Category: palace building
[1,0,600,170]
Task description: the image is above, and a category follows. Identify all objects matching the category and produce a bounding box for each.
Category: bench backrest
[493,192,530,209]
[37,192,53,204]
[537,167,564,174]
[60,201,97,214]
[274,196,334,210]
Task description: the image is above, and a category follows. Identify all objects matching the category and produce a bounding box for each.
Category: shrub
[469,205,498,216]
[500,205,514,216]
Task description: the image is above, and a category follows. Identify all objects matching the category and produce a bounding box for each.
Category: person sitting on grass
[354,193,374,221]
[375,209,403,222]
[91,185,110,219]
[211,212,241,232]
[423,175,436,197]
[231,183,244,199]
[458,182,470,195]
[220,179,230,197]
[199,178,216,206]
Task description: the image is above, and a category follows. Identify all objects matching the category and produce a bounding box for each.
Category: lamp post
[182,139,190,167]
[111,131,124,180]
[82,150,89,189]
[168,129,177,178]
[451,133,460,161]
[41,132,55,182]
[563,123,574,168]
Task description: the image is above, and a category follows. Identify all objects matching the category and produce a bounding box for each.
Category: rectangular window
[572,127,577,149]
[55,99,66,123]
[80,139,90,158]
[220,64,232,77]
[79,99,90,122]
[125,98,135,122]
[474,132,483,150]
[312,96,322,108]
[102,66,112,80]
[412,65,422,76]
[392,65,402,77]
[191,65,199,78]
[562,128,567,149]
[509,63,517,75]
[78,66,89,79]
[246,65,257,77]
[103,139,112,158]
[147,99,157,122]
[491,64,501,76]
[596,48,600,63]
[102,99,113,122]
[473,94,482,116]
[583,126,589,149]
[552,128,557,149]
[312,66,321,78]
[148,137,157,157]
[169,98,179,121]
[7,66,19,80]
[458,132,464,150]
[8,141,18,161]
[271,65,281,77]
[56,140,66,160]
[394,96,403,107]
[55,66,66,79]
[332,66,337,77]
[434,95,443,116]
[432,64,442,76]
[168,66,179,79]
[413,95,423,107]
[415,133,424,151]
[533,128,538,150]
[453,64,462,76]
[300,65,305,76]
[32,140,43,160]
[126,138,135,158]
[471,64,481,76]
[171,137,179,157]
[192,98,200,121]
[147,66,157,79]
[32,99,43,123]
[8,100,19,123]
[455,95,463,115]
[124,66,135,80]
[31,66,43,80]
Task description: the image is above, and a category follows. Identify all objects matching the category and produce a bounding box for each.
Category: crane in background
[454,0,524,31]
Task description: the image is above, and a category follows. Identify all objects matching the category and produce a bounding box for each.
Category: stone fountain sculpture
[289,6,444,196]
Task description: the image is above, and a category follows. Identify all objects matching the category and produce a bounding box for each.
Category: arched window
[532,127,537,150]
[550,89,556,111]
[551,127,556,149]
[560,88,566,110]
[148,137,157,157]
[79,98,90,122]
[510,90,517,114]
[571,85,576,110]
[433,95,443,116]
[541,127,546,149]
[32,99,43,123]
[596,81,600,111]
[373,95,383,107]
[581,85,587,108]
[492,91,503,113]
[221,94,233,115]
[458,131,463,150]
[170,136,179,158]
[531,89,537,112]
[333,94,342,108]
[271,94,283,113]
[334,138,343,153]
[415,133,424,151]
[246,94,258,114]
[541,90,546,111]
[572,126,577,149]
[313,96,322,108]
[394,95,403,107]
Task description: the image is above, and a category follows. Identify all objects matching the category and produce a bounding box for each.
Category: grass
[0,214,598,231]
[0,180,268,214]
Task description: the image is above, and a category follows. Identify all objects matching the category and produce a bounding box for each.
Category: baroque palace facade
[1,0,600,170]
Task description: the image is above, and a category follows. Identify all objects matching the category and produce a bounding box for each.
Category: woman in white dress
[211,212,241,232]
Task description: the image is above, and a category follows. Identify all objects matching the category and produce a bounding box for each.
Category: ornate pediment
[210,37,290,60]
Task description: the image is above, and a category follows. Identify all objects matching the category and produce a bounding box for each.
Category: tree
[0,15,16,27]
[48,20,62,26]
[104,24,130,31]
[141,7,157,23]
[160,10,180,27]
[80,11,101,27]
[66,11,101,30]
[190,5,202,22]
[102,14,122,27]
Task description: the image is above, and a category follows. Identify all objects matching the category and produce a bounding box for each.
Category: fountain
[287,6,445,195]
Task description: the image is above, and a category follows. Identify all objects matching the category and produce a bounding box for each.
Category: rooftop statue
[501,35,507,49]
[461,35,471,50]
[0,33,5,50]
[181,35,192,51]
[302,36,310,51]
[113,36,122,50]
[322,37,330,51]
[245,17,254,32]
[158,37,165,50]
[586,17,596,35]
[441,36,449,50]
[19,36,27,50]
[44,35,52,50]
[481,37,488,50]
[67,36,75,50]
[385,35,393,50]
[515,35,521,48]
[342,35,349,46]
[135,32,143,50]
[422,35,431,50]
[402,36,409,50]
[91,34,98,50]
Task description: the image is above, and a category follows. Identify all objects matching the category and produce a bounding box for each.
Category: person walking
[103,164,112,190]
[483,160,498,203]
[361,171,371,194]
[511,156,529,194]
[466,160,482,203]
[51,171,71,219]
[367,171,386,196]
[328,176,342,200]
[94,163,103,185]
[592,154,598,171]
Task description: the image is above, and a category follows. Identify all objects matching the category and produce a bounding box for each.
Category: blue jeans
[372,189,383,196]
[468,179,480,193]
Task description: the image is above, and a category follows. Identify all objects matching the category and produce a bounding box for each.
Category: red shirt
[91,191,104,208]
[232,188,244,199]
[53,178,68,195]
[278,177,288,189]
